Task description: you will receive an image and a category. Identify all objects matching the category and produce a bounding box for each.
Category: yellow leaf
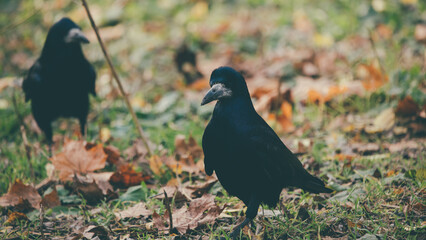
[313,33,334,48]
[100,127,111,142]
[149,155,164,175]
[372,0,386,12]
[190,1,208,20]
[365,108,395,133]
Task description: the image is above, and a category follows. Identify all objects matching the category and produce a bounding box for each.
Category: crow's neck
[215,94,256,120]
[40,43,84,63]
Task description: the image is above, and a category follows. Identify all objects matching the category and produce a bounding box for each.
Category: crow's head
[201,66,249,105]
[41,18,89,59]
[49,17,89,45]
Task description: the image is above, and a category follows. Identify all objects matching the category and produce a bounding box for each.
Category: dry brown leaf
[365,108,395,133]
[50,140,107,181]
[395,96,420,117]
[103,145,121,165]
[156,186,192,203]
[384,140,419,153]
[115,202,153,220]
[352,143,380,155]
[0,179,42,210]
[183,178,218,199]
[153,194,224,234]
[40,188,61,209]
[71,174,117,205]
[124,139,150,160]
[415,24,426,44]
[109,164,151,188]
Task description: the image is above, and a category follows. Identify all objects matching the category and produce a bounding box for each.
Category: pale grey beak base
[201,83,232,106]
[64,28,90,44]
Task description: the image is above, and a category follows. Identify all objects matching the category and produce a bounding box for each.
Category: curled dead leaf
[0,179,42,210]
[153,194,224,234]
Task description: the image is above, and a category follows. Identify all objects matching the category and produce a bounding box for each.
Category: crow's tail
[301,174,333,194]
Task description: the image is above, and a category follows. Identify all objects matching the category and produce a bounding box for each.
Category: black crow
[201,66,332,238]
[22,17,96,148]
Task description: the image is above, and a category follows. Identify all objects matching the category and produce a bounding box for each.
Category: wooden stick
[80,0,152,156]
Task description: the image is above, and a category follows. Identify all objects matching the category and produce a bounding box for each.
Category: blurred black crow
[201,66,332,238]
[174,43,203,85]
[22,17,96,148]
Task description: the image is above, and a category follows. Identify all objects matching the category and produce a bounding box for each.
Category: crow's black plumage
[201,66,332,238]
[22,17,96,147]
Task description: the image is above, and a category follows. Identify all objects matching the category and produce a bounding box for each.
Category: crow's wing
[22,60,43,102]
[202,119,223,176]
[86,63,96,96]
[244,119,331,193]
[244,122,306,187]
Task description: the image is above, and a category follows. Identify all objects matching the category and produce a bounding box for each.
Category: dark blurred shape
[174,42,203,85]
[22,17,96,148]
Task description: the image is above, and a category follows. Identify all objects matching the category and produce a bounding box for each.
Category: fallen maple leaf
[0,179,42,210]
[115,202,153,220]
[365,108,395,134]
[50,140,107,181]
[153,194,224,234]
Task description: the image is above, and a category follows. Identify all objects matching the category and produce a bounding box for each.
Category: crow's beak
[201,83,232,106]
[65,28,90,44]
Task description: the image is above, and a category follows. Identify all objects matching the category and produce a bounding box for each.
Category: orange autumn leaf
[50,140,107,181]
[308,86,348,104]
[276,101,294,132]
[188,79,210,90]
[386,170,396,177]
[325,86,348,102]
[109,164,151,188]
[307,89,324,104]
[357,63,388,91]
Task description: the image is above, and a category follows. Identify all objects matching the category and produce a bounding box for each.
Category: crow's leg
[78,116,87,138]
[230,194,260,239]
[40,122,53,156]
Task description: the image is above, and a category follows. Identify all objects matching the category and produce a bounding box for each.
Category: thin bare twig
[80,0,152,156]
[163,190,173,233]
